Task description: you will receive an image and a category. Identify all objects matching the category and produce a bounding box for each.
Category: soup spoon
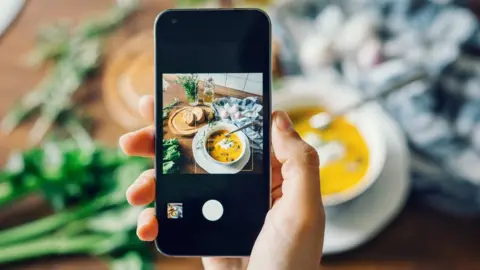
[225,121,259,137]
[309,70,429,130]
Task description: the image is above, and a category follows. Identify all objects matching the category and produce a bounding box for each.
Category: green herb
[208,121,216,129]
[0,140,153,268]
[163,144,180,161]
[163,139,181,174]
[0,0,138,145]
[176,74,199,104]
[225,137,233,145]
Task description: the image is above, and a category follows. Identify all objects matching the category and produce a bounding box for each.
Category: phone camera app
[162,73,263,174]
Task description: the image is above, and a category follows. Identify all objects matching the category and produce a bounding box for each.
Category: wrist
[202,257,249,270]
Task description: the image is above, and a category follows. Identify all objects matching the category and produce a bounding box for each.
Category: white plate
[192,124,252,174]
[276,75,410,255]
[322,106,411,254]
[0,0,24,38]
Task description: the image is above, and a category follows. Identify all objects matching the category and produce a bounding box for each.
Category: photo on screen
[162,73,264,174]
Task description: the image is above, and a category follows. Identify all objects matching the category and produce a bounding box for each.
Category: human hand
[119,95,325,270]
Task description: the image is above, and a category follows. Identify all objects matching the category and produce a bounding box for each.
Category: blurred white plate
[0,0,24,38]
[276,75,411,255]
[322,103,410,255]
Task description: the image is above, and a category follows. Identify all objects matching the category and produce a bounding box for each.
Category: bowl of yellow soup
[203,122,248,165]
[274,77,387,206]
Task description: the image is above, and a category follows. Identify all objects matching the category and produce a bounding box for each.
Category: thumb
[271,111,322,210]
[247,111,324,270]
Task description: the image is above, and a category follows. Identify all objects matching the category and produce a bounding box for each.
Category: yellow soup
[288,107,369,196]
[206,130,243,163]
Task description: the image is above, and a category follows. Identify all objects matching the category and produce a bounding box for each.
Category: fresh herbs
[162,101,182,173]
[0,140,152,267]
[0,0,138,145]
[0,100,179,267]
[163,139,181,174]
[176,74,199,105]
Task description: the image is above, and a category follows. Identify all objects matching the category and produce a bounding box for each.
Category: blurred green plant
[0,139,154,268]
[0,89,183,268]
[0,0,138,145]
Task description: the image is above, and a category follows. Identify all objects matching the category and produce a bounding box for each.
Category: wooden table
[162,74,263,174]
[0,1,480,269]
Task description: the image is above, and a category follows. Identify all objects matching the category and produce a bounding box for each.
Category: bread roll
[192,107,205,123]
[183,110,196,126]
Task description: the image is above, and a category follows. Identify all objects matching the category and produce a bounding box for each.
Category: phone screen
[155,10,271,256]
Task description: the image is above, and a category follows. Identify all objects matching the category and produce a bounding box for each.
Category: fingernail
[275,111,293,131]
[119,132,133,146]
[138,216,150,227]
[139,95,151,112]
[138,210,152,227]
[139,95,150,104]
[135,176,150,186]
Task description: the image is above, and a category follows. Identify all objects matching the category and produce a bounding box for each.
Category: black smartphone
[154,9,272,256]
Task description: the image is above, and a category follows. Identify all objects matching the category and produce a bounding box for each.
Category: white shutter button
[202,200,223,221]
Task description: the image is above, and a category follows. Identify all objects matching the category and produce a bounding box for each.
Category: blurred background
[1,0,480,269]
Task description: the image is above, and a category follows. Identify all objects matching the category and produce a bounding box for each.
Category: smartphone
[154,9,272,256]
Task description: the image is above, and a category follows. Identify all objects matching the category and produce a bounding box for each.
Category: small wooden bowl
[102,32,153,130]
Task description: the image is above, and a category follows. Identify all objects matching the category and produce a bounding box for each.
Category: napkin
[212,97,263,153]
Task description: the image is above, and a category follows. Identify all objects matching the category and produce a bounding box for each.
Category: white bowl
[273,78,387,207]
[203,122,248,165]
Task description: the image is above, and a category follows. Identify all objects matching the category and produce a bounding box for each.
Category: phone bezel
[154,8,272,257]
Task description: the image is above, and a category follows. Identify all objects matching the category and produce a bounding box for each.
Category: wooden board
[102,31,153,130]
[121,50,155,111]
[167,105,213,136]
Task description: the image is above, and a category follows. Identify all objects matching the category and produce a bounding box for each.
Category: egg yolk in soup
[206,130,243,163]
[288,107,369,196]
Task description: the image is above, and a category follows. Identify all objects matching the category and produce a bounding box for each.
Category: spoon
[226,121,258,137]
[309,70,429,130]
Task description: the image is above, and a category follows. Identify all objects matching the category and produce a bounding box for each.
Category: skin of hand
[119,95,325,270]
